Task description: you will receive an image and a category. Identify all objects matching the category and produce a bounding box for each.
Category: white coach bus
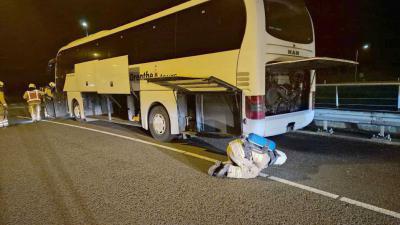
[53,0,356,141]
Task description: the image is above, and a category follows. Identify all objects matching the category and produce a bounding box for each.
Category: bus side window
[176,0,246,58]
[133,14,176,64]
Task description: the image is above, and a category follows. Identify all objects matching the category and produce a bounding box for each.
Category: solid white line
[39,119,400,219]
[258,172,269,178]
[340,197,400,219]
[266,175,340,199]
[44,120,218,163]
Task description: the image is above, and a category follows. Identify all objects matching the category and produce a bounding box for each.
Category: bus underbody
[74,91,242,137]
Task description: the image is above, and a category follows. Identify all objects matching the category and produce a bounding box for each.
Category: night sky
[0,0,399,95]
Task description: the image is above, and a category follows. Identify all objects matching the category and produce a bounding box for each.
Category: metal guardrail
[315,109,400,127]
[314,82,400,141]
[314,109,400,141]
[316,82,400,112]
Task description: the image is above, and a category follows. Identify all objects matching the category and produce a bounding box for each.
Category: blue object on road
[247,133,267,147]
[247,133,276,151]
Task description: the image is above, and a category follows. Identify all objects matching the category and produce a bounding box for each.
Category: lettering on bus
[288,49,300,56]
[131,71,177,80]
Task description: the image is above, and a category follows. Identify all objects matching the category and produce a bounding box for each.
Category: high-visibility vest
[27,90,40,102]
[0,91,6,105]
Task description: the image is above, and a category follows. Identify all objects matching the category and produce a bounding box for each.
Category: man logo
[288,49,300,56]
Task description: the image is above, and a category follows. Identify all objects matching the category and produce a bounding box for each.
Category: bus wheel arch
[148,103,175,142]
[66,92,86,121]
[71,98,83,121]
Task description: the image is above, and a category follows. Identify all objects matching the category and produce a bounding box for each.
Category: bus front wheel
[149,105,174,142]
[72,100,82,121]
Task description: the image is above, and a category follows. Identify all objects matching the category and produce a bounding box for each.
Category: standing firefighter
[208,133,287,179]
[23,83,44,122]
[0,81,9,127]
[43,82,56,118]
[44,82,55,98]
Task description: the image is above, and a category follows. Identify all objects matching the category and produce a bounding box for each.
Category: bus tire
[149,105,174,142]
[72,100,83,121]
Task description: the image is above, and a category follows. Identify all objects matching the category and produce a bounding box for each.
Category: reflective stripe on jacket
[24,90,41,103]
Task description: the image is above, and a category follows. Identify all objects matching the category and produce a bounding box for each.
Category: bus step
[182,131,197,139]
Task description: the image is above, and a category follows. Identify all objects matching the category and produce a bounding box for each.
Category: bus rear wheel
[149,105,174,142]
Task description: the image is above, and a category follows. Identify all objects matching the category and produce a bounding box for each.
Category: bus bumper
[243,110,315,137]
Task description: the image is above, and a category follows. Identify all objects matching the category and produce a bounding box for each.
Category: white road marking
[264,174,340,199]
[340,197,400,219]
[44,120,219,163]
[32,119,400,220]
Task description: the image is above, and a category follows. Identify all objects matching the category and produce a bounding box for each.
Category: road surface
[0,104,399,224]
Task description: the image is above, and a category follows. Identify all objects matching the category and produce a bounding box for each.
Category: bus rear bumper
[243,110,315,137]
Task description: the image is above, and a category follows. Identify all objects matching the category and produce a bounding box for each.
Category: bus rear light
[245,96,265,120]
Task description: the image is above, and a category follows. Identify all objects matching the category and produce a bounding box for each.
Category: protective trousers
[226,140,270,179]
[28,102,41,122]
[43,99,50,118]
[0,105,8,127]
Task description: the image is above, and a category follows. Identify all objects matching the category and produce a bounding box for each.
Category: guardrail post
[379,126,385,137]
[335,86,339,108]
[397,85,400,111]
[323,120,328,131]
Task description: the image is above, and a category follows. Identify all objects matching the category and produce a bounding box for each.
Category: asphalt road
[0,104,399,224]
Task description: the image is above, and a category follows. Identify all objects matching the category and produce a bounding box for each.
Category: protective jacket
[44,86,54,99]
[0,89,6,106]
[0,88,8,127]
[23,89,44,122]
[23,90,43,103]
[225,139,270,179]
[208,135,286,179]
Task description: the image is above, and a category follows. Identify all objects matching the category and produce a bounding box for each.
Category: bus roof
[58,0,209,53]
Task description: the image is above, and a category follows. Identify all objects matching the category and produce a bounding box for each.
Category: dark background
[0,0,399,96]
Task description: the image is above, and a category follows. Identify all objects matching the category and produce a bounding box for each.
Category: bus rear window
[265,70,310,116]
[264,0,313,44]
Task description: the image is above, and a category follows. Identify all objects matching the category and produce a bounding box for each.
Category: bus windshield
[264,0,313,44]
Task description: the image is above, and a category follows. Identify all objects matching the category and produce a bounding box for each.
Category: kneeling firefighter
[208,133,287,179]
[0,81,9,127]
[23,83,44,122]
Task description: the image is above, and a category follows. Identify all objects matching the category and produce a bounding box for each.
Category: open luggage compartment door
[147,76,241,136]
[145,76,240,93]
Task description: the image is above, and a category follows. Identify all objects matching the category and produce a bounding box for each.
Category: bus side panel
[75,60,98,92]
[133,50,240,88]
[140,90,180,135]
[96,56,130,94]
[237,0,266,96]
